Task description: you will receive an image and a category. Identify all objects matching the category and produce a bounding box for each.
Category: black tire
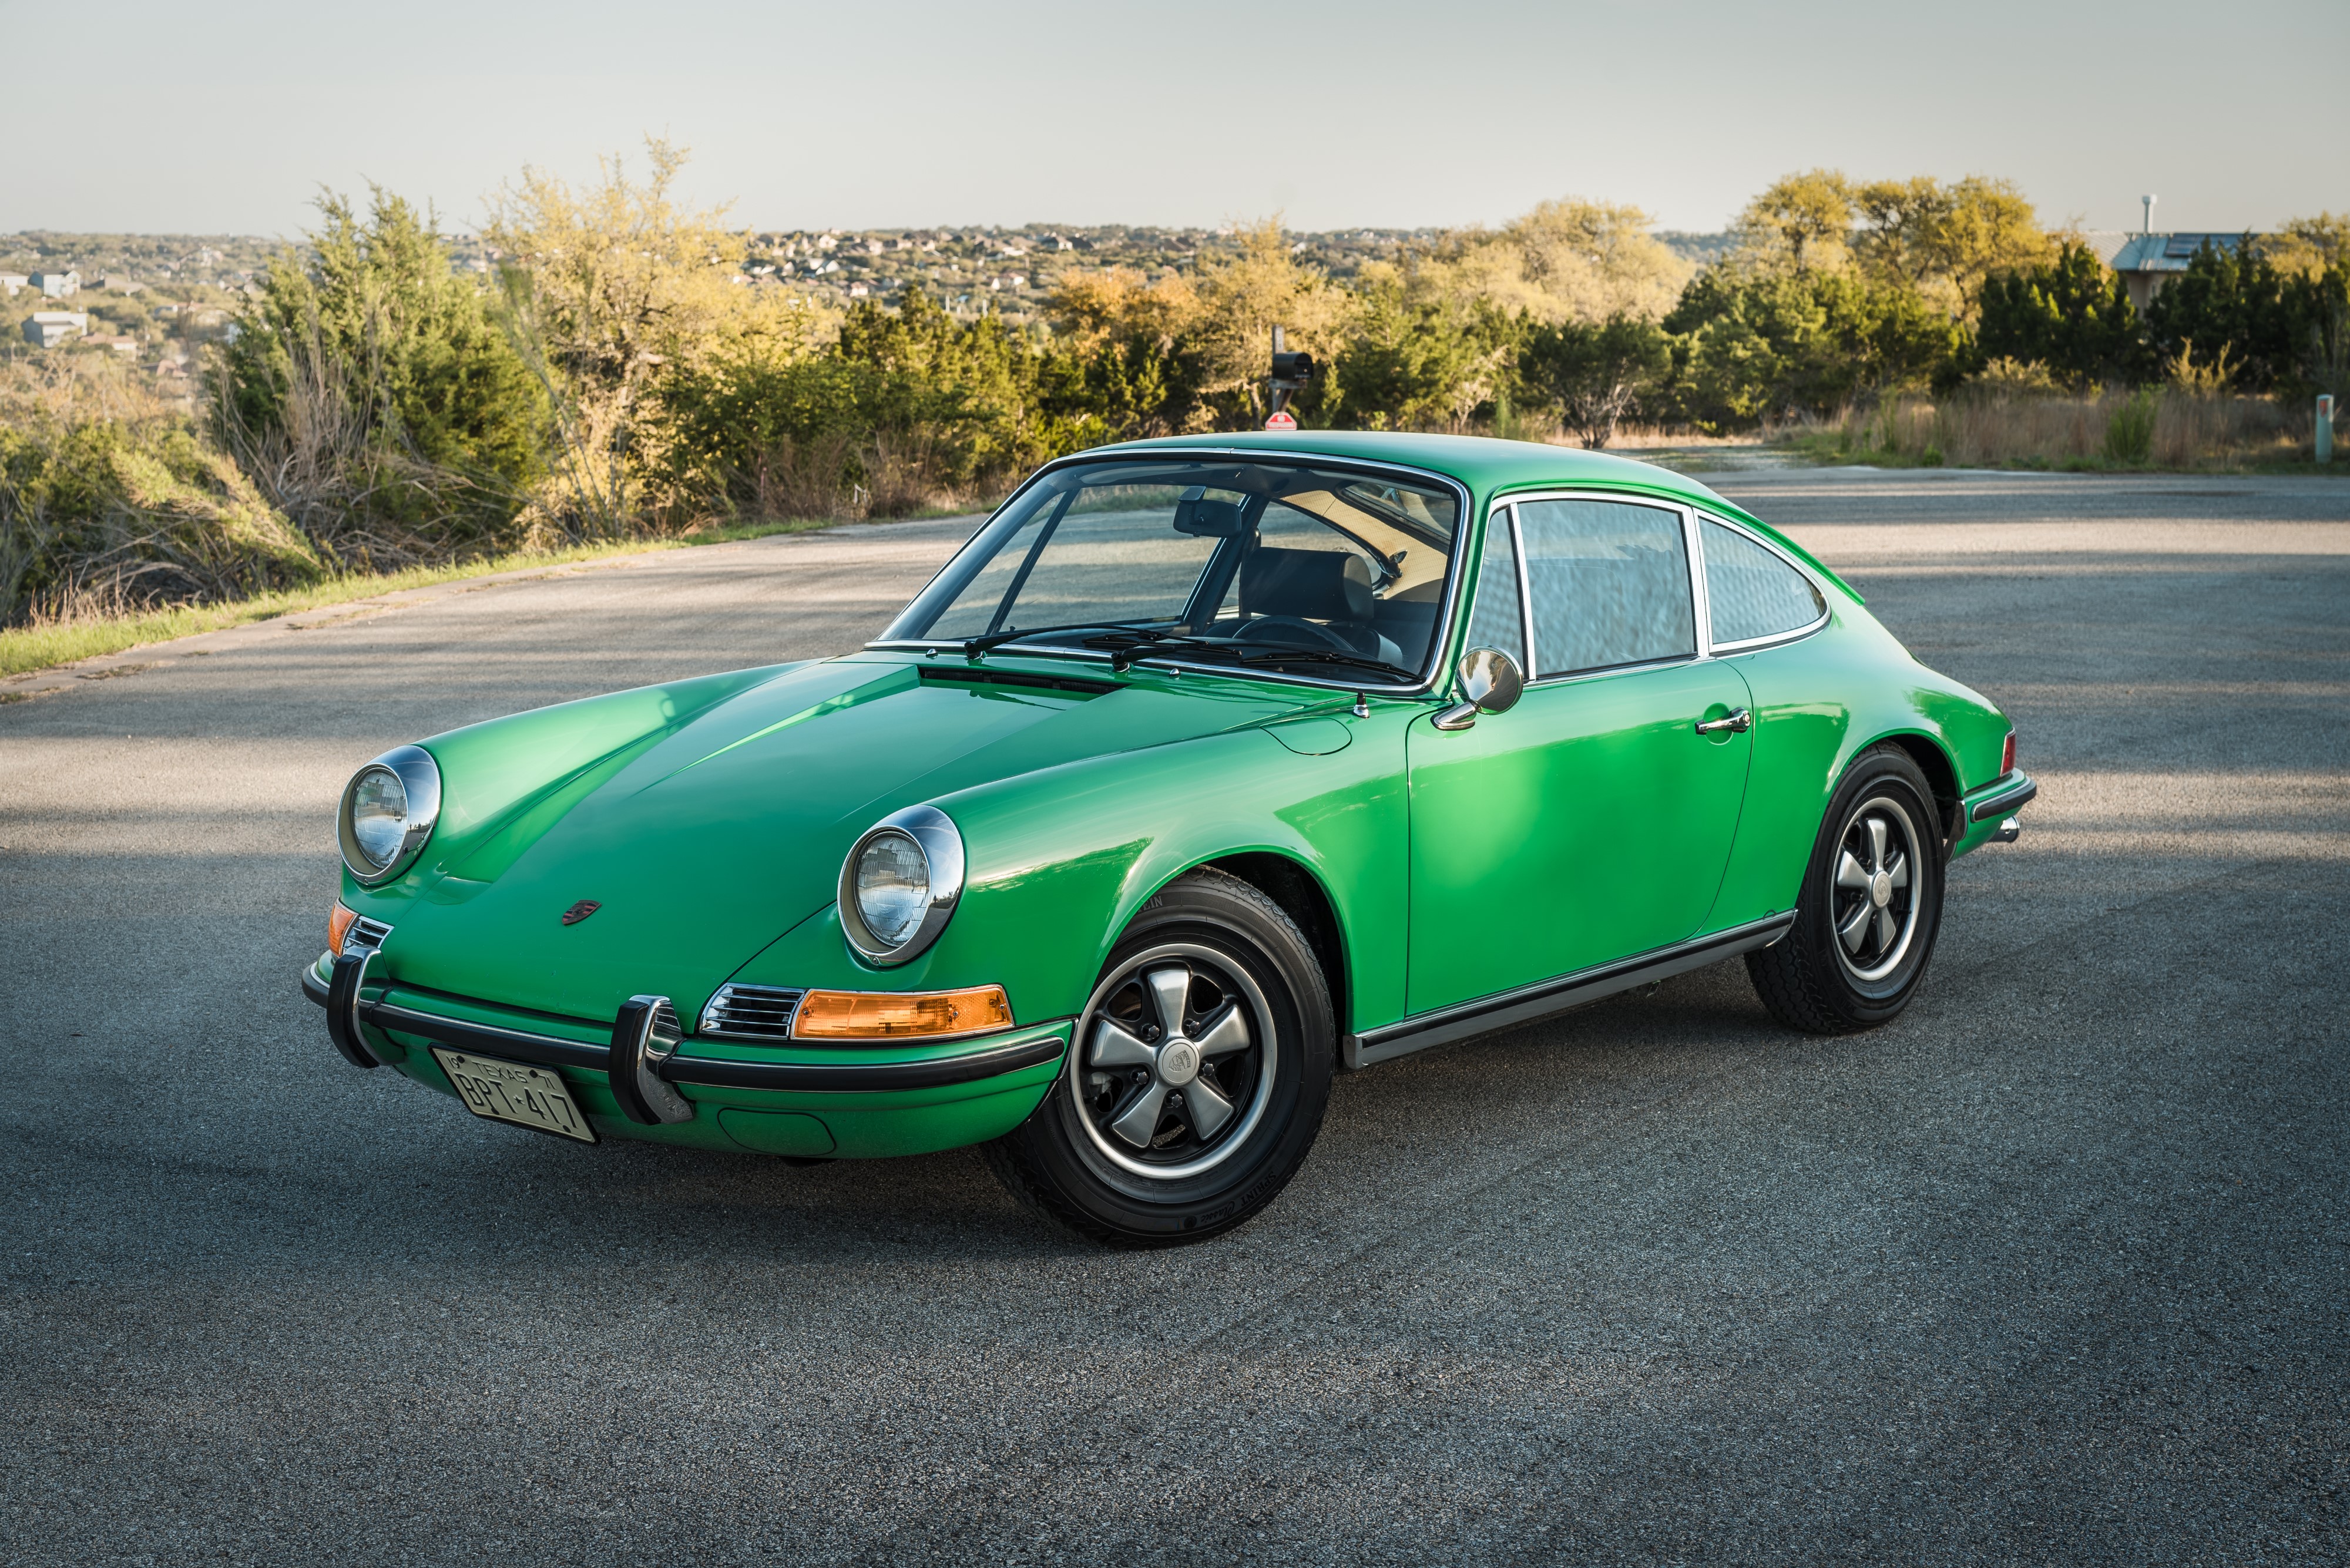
[983,868,1333,1247]
[1746,746,1946,1034]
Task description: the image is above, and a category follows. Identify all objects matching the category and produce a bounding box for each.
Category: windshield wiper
[958,620,1169,658]
[1230,647,1420,683]
[1079,627,1237,671]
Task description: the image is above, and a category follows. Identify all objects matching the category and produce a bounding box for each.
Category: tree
[1520,314,1671,448]
[1732,170,1856,274]
[2262,213,2350,280]
[1411,199,1691,325]
[2147,239,2350,395]
[1180,219,1348,428]
[1328,280,1512,432]
[219,187,548,561]
[484,139,808,531]
[1854,175,2053,319]
[1973,241,2149,390]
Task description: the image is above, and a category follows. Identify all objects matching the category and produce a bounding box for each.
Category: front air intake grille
[699,984,804,1040]
[345,916,393,955]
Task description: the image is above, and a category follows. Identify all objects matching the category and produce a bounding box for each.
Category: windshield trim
[865,446,1476,697]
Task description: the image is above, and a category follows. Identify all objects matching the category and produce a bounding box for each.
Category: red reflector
[2000,732,2016,776]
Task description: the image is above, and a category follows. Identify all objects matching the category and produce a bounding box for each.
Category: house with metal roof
[2104,231,2251,314]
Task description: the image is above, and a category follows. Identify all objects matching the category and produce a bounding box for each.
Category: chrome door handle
[1694,709,1752,735]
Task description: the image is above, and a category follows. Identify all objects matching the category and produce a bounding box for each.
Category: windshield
[878,457,1462,686]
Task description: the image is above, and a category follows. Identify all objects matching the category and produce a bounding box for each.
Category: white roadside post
[2319,394,2335,465]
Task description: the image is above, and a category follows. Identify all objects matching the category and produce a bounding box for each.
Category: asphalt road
[2,468,2345,1566]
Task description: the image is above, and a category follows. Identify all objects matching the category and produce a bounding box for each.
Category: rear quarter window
[1701,519,1826,644]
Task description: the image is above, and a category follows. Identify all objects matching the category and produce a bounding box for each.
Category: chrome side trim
[1968,772,2039,822]
[1342,912,1797,1070]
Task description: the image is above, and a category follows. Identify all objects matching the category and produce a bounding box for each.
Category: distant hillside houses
[23,311,89,348]
[30,269,80,298]
[0,273,25,297]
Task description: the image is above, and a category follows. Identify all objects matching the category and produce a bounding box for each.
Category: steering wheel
[1233,615,1355,652]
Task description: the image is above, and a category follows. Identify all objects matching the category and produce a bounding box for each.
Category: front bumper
[300,961,1069,1157]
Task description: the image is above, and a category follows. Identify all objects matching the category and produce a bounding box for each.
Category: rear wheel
[983,869,1332,1246]
[1747,746,1946,1033]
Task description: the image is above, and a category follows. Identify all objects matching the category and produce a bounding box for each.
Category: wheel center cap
[1869,871,1893,909]
[1156,1037,1200,1087]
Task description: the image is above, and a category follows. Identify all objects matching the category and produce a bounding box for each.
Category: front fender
[723,714,1415,1035]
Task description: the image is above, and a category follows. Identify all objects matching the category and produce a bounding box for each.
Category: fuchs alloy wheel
[984,869,1333,1246]
[1747,746,1947,1034]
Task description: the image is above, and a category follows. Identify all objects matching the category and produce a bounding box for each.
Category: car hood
[380,656,1309,1023]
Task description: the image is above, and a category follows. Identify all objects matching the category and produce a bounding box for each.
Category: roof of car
[1087,429,1854,602]
[1093,429,1735,510]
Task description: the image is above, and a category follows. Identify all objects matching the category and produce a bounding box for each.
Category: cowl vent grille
[699,984,804,1040]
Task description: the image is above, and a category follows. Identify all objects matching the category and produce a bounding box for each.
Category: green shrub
[1,395,323,623]
[2104,388,2158,464]
[219,189,548,566]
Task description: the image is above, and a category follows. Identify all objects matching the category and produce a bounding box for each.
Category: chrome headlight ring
[337,744,443,884]
[838,804,966,967]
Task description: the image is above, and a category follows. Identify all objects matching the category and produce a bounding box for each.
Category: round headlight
[838,805,965,965]
[338,744,443,883]
[347,767,409,870]
[854,831,931,946]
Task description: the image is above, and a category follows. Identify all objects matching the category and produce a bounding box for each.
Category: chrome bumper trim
[663,1033,1068,1092]
[1968,771,2038,824]
[1343,911,1797,1070]
[300,968,1068,1093]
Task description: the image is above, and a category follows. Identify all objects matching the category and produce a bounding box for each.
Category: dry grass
[1788,386,2311,470]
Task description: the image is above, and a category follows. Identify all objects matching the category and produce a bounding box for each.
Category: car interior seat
[1234,548,1404,666]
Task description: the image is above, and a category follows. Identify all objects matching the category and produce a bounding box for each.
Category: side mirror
[1432,646,1524,731]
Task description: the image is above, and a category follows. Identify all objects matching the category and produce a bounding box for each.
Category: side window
[1702,519,1826,644]
[1518,499,1696,677]
[1462,508,1525,670]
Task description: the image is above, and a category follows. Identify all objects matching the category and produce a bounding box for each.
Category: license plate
[431,1049,597,1143]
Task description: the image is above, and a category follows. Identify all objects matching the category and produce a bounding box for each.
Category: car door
[1405,495,1754,1016]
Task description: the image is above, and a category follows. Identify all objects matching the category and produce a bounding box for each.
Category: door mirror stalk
[1432,647,1525,731]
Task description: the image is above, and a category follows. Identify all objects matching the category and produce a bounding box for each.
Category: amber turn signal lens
[792,985,1012,1041]
[328,901,358,956]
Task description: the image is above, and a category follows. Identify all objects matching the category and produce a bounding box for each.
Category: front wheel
[983,869,1333,1246]
[1747,746,1946,1034]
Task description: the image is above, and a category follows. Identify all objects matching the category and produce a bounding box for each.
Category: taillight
[2000,731,2016,777]
[328,901,358,956]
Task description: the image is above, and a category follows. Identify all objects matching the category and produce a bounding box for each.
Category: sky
[3,0,2342,240]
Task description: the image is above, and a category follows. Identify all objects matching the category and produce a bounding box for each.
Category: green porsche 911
[304,431,2034,1244]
